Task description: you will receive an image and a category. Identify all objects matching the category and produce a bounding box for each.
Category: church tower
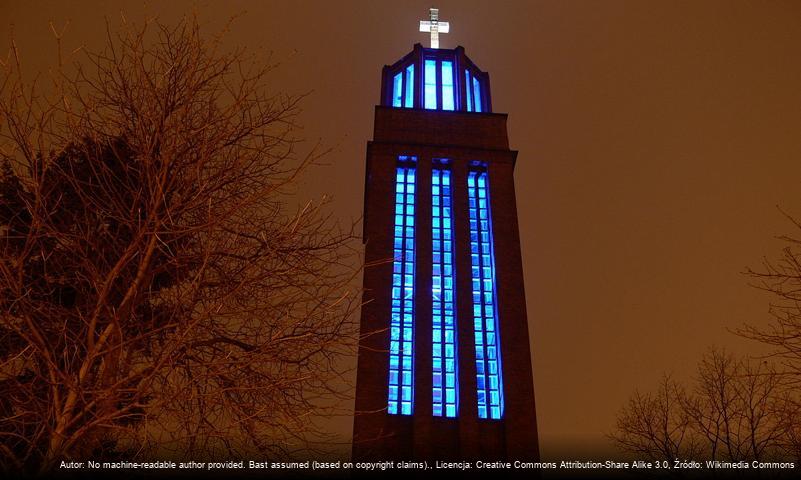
[352,9,539,461]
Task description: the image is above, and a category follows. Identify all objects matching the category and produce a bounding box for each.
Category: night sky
[4,0,801,459]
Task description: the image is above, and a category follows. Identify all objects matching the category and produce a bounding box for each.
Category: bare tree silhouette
[738,211,801,460]
[0,15,359,473]
[612,375,700,462]
[740,212,801,383]
[612,348,800,462]
[613,214,801,464]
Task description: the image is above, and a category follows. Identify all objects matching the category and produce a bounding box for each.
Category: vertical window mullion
[436,59,443,111]
[400,70,407,109]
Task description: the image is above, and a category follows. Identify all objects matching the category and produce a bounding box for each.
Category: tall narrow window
[468,170,504,420]
[424,59,437,110]
[404,64,415,108]
[388,157,416,416]
[472,77,483,113]
[432,166,458,418]
[392,72,403,108]
[465,70,473,112]
[441,61,455,111]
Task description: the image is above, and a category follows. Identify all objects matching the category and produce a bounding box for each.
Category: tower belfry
[353,10,539,461]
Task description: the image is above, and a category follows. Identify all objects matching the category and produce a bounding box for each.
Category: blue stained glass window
[472,76,482,113]
[405,64,415,108]
[424,60,437,110]
[388,157,417,416]
[465,70,473,112]
[432,166,458,418]
[468,170,503,419]
[441,62,454,111]
[391,65,415,109]
[393,72,403,108]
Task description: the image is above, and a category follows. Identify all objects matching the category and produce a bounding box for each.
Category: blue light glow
[468,170,503,420]
[432,166,458,418]
[472,77,482,113]
[405,64,415,108]
[441,62,454,111]
[392,72,403,108]
[388,157,417,416]
[465,70,473,112]
[424,59,437,110]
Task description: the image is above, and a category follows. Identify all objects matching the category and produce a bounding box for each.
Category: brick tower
[353,13,539,461]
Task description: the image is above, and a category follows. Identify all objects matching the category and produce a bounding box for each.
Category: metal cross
[419,7,450,49]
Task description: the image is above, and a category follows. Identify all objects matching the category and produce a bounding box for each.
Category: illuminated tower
[352,9,539,461]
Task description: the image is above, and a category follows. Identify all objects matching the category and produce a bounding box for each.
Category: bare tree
[740,211,801,384]
[683,352,793,462]
[612,375,699,462]
[736,211,801,460]
[0,15,359,473]
[611,350,798,463]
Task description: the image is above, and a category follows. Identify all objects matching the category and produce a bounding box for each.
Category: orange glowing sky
[3,0,801,458]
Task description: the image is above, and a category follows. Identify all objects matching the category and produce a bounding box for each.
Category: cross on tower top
[419,7,450,49]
